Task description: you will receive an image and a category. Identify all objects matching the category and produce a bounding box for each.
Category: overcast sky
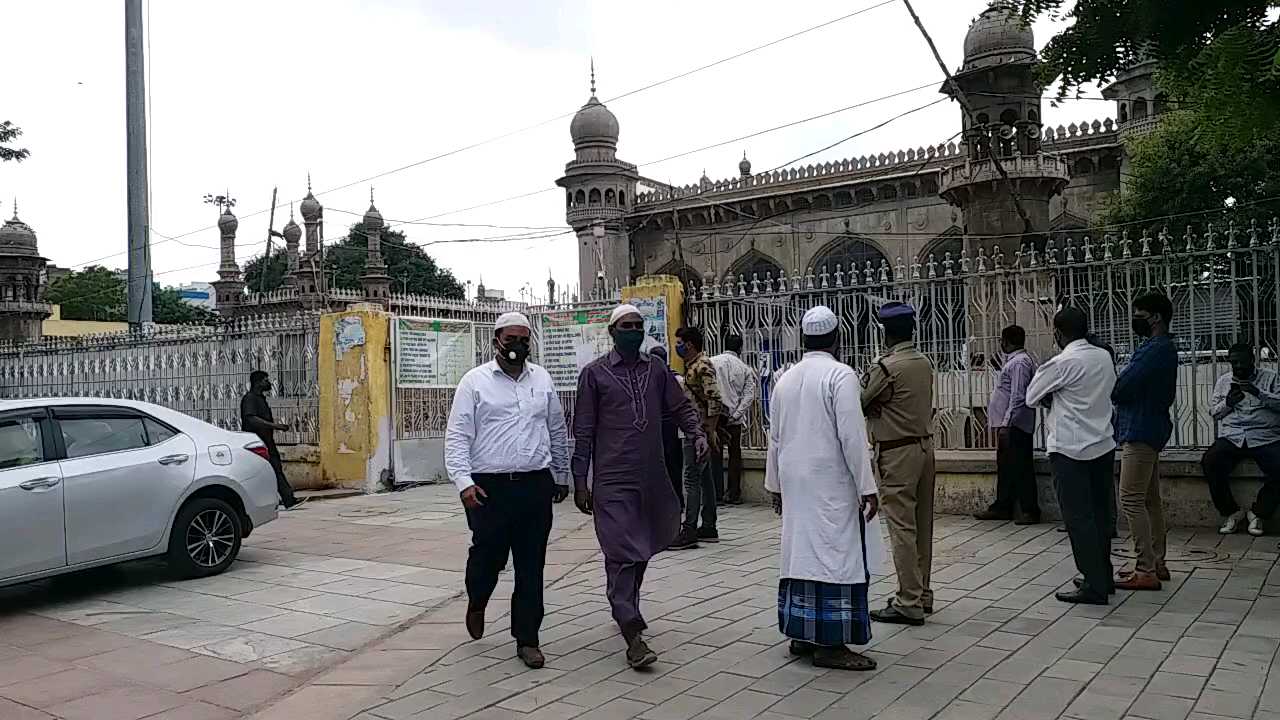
[3,0,1105,303]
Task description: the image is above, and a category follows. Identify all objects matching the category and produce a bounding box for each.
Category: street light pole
[125,0,153,329]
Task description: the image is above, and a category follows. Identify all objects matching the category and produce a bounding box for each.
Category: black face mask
[614,329,645,354]
[1131,317,1152,338]
[499,339,530,363]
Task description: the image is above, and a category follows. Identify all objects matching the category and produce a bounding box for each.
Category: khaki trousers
[1119,442,1166,574]
[877,438,935,619]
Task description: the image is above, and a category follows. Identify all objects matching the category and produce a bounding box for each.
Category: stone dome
[570,95,620,148]
[363,202,384,231]
[963,4,1035,70]
[739,153,752,177]
[217,209,238,235]
[0,212,38,253]
[299,191,322,221]
[282,217,302,243]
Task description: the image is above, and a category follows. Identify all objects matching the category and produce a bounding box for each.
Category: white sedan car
[0,398,280,588]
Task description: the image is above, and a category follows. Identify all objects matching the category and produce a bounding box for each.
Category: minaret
[739,152,752,180]
[359,189,392,305]
[556,61,639,299]
[212,206,244,314]
[281,205,302,289]
[297,175,324,297]
[938,4,1069,259]
[0,201,52,343]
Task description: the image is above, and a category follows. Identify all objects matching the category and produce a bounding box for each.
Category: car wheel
[167,497,243,579]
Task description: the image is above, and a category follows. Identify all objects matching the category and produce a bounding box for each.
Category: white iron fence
[689,219,1280,451]
[0,312,322,444]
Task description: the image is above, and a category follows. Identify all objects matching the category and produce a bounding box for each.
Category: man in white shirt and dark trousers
[445,312,570,669]
[1026,307,1118,605]
[1203,343,1280,536]
[711,334,758,505]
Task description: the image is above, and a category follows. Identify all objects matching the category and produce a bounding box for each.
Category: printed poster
[394,318,474,388]
[538,308,612,390]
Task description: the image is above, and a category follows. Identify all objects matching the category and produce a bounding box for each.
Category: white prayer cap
[494,311,531,331]
[801,305,839,336]
[609,303,642,326]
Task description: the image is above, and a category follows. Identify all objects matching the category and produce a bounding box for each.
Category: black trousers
[992,427,1039,517]
[710,423,744,502]
[1201,438,1280,518]
[464,470,555,648]
[1051,451,1115,597]
[266,445,297,506]
[662,422,684,508]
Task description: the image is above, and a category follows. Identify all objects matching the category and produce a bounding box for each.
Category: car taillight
[245,443,270,461]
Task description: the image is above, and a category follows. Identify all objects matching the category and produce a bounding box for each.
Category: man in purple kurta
[572,304,708,668]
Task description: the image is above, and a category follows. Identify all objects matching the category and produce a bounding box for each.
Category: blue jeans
[682,439,717,532]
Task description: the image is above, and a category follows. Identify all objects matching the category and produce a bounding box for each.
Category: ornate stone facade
[560,5,1160,295]
[0,204,52,343]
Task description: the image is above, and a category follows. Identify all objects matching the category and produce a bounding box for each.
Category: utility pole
[125,0,153,329]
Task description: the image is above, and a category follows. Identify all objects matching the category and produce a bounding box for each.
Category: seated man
[1202,343,1280,536]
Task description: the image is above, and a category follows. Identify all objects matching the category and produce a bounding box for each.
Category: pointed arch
[655,260,702,292]
[724,249,785,293]
[917,225,965,267]
[807,235,891,284]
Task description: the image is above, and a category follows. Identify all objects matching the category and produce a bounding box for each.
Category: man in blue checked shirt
[1111,292,1178,591]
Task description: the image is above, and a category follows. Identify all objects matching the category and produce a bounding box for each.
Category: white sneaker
[1220,510,1247,534]
[1248,511,1265,537]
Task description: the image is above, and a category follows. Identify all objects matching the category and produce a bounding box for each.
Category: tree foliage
[242,224,465,298]
[44,266,218,324]
[1004,0,1277,97]
[1008,0,1280,229]
[0,121,30,163]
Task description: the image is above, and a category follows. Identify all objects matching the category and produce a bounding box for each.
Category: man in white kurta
[765,305,887,671]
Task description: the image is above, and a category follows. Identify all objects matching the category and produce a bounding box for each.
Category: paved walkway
[0,489,485,719]
[6,485,1280,719]
[250,486,1280,720]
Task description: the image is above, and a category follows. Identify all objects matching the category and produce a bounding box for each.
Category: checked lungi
[778,579,872,647]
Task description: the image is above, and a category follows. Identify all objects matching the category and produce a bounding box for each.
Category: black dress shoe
[465,605,485,640]
[973,508,1012,521]
[870,605,925,626]
[1055,589,1108,605]
[517,645,545,669]
[1071,577,1115,595]
[1014,514,1041,526]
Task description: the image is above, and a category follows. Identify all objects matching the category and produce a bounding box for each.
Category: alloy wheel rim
[186,509,235,567]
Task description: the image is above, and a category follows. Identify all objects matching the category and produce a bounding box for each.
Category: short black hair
[1133,292,1174,323]
[676,326,705,349]
[803,329,838,351]
[1053,306,1089,341]
[724,334,744,353]
[1001,325,1026,347]
[882,315,915,340]
[1229,342,1254,357]
[250,370,269,385]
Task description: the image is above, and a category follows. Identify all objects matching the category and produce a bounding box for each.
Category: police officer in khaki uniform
[861,302,936,626]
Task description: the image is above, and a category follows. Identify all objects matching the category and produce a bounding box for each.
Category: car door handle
[158,454,190,466]
[19,477,61,491]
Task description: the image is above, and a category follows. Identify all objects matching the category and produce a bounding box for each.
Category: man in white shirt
[766,305,886,671]
[444,311,570,669]
[711,334,758,505]
[1026,306,1117,605]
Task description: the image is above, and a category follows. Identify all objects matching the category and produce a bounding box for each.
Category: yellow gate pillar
[319,304,393,492]
[623,274,686,371]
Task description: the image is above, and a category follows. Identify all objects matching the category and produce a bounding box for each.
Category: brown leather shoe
[465,605,485,640]
[517,645,545,669]
[1115,571,1162,591]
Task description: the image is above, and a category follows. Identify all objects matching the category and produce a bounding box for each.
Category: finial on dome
[307,172,312,192]
[10,197,16,220]
[289,201,295,219]
[590,57,596,96]
[370,186,375,204]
